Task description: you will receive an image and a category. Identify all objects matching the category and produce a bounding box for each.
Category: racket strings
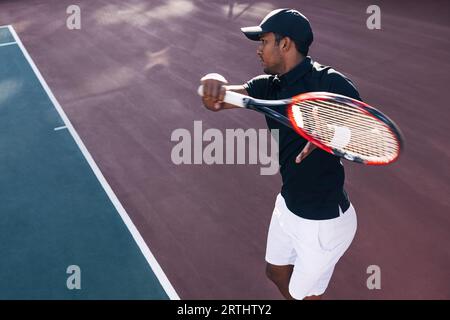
[300,101,398,148]
[298,106,394,139]
[292,99,399,160]
[298,114,397,158]
[302,100,389,131]
[298,101,394,143]
[298,100,389,133]
[300,119,397,158]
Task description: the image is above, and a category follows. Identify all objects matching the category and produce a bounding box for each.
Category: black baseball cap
[241,8,313,54]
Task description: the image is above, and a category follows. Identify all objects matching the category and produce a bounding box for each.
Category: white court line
[0,42,16,47]
[8,25,180,300]
[54,126,67,131]
[0,25,10,29]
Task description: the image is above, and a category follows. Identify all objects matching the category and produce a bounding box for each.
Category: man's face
[257,32,283,75]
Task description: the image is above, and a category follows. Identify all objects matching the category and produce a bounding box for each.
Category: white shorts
[265,194,357,299]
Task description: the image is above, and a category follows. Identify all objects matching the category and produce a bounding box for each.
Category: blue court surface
[0,25,178,299]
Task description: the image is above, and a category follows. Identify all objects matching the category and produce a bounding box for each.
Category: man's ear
[281,37,291,51]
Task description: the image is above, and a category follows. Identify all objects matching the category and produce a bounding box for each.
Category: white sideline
[6,25,180,300]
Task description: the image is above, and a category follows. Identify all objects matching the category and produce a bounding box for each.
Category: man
[200,8,359,300]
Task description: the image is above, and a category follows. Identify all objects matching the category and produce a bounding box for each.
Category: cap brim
[240,26,263,41]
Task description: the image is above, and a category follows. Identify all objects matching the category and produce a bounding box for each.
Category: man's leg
[265,194,324,300]
[265,263,294,299]
[266,263,323,300]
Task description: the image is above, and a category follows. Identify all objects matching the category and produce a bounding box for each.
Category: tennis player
[200,8,360,300]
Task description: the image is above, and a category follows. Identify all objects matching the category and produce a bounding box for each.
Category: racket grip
[197,85,246,108]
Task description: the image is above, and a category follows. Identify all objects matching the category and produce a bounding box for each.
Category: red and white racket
[198,86,404,165]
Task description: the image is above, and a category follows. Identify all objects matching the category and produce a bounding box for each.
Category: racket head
[286,92,404,165]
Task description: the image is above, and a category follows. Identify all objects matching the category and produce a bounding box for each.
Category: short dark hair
[273,32,308,56]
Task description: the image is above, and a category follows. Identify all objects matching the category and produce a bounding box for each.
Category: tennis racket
[198,85,403,165]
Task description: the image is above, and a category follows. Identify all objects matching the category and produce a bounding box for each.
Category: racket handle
[197,85,246,108]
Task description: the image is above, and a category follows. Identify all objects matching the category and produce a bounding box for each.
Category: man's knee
[265,264,276,281]
[265,263,292,283]
[265,263,279,282]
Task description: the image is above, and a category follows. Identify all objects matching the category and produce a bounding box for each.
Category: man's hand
[295,141,317,164]
[200,73,228,112]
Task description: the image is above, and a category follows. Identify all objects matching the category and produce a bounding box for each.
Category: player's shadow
[193,0,258,21]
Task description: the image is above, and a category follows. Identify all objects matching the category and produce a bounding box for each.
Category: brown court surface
[0,0,449,299]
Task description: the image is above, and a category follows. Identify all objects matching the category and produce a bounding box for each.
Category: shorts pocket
[318,214,356,252]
